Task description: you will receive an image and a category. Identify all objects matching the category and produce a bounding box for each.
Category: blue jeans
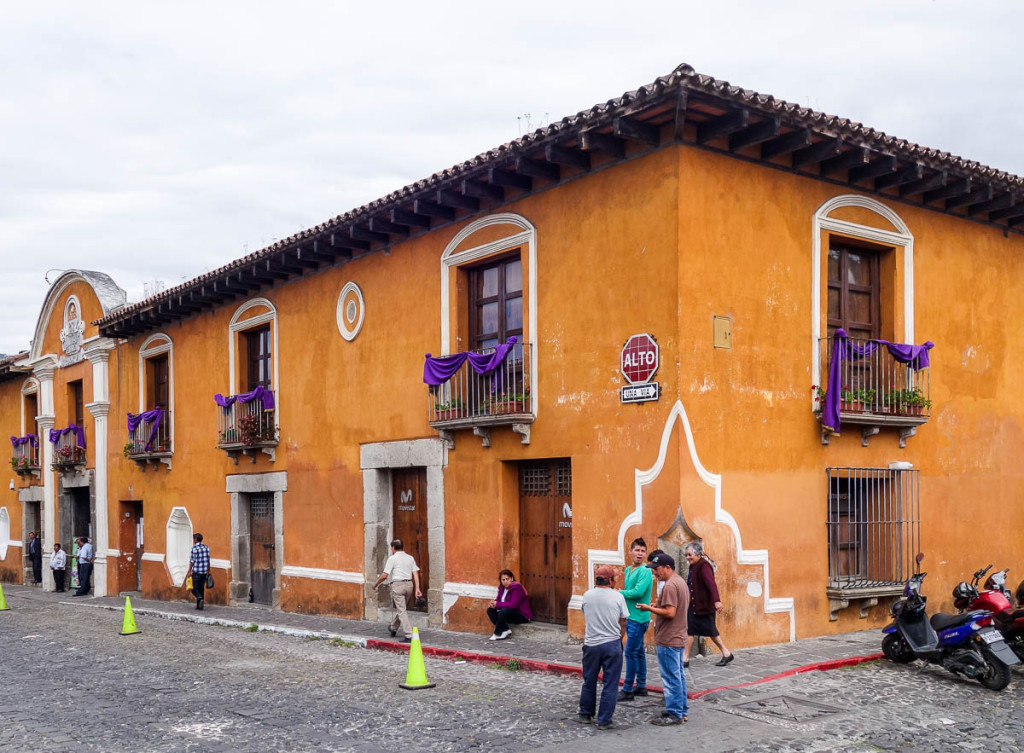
[657,645,688,719]
[579,639,624,725]
[623,619,649,691]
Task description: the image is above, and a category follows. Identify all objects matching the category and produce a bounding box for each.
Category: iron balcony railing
[216,392,278,448]
[428,341,533,425]
[126,410,172,456]
[10,436,40,474]
[827,466,920,590]
[51,430,87,470]
[817,335,931,419]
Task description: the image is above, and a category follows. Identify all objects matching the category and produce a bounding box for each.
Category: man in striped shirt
[186,533,211,610]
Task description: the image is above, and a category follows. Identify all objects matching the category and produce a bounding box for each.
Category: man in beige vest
[372,539,422,643]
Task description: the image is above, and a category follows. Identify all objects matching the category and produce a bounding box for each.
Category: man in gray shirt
[578,565,629,730]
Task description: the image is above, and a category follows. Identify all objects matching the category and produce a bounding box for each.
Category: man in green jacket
[618,537,653,700]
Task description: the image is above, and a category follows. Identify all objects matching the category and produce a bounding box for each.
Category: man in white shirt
[372,539,422,643]
[50,543,67,592]
[73,537,94,596]
[578,565,629,730]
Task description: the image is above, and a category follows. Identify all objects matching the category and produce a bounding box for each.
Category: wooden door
[117,501,142,593]
[250,493,276,605]
[519,459,573,625]
[391,468,428,612]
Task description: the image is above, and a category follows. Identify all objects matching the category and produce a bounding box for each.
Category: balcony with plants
[124,407,172,470]
[815,329,934,447]
[10,434,41,480]
[424,337,534,448]
[214,386,278,463]
[49,425,87,472]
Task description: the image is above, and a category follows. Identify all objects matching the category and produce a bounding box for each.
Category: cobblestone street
[1,589,1022,752]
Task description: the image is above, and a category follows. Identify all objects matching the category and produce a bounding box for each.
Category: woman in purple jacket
[486,569,533,640]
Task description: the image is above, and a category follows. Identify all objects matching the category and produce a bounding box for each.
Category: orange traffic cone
[399,627,435,690]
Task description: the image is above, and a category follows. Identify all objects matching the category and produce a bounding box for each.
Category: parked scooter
[882,554,1019,690]
[952,564,1024,664]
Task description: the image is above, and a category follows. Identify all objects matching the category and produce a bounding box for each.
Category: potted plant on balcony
[886,386,931,416]
[432,397,465,421]
[10,455,30,474]
[52,445,86,471]
[236,411,277,447]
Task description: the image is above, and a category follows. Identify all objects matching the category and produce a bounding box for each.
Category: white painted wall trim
[584,399,796,641]
[106,549,121,557]
[441,582,499,617]
[811,195,915,411]
[0,507,9,560]
[141,552,166,562]
[210,558,231,570]
[281,565,364,584]
[225,471,288,494]
[20,377,40,436]
[439,213,538,417]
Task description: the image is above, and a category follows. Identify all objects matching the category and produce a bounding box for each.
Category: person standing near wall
[372,539,421,643]
[577,565,629,730]
[50,543,67,592]
[28,532,42,584]
[618,537,653,701]
[186,533,210,610]
[72,537,93,596]
[683,542,734,668]
[637,552,689,726]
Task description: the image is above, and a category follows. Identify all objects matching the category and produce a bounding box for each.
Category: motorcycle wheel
[882,633,915,664]
[977,651,1012,691]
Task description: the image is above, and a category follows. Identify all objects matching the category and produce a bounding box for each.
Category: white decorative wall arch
[583,399,796,641]
[28,270,127,361]
[0,507,10,560]
[228,298,279,417]
[165,507,193,586]
[811,195,915,408]
[440,213,538,416]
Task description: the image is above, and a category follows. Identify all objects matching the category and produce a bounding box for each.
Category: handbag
[206,573,215,589]
[185,576,193,591]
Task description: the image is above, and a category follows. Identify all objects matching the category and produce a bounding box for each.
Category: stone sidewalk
[3,585,883,697]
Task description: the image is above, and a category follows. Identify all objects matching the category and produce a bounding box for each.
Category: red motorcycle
[953,564,1024,664]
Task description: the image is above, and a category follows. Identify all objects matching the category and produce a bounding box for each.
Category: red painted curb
[363,637,882,701]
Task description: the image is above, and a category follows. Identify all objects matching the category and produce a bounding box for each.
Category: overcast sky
[1,1,1020,354]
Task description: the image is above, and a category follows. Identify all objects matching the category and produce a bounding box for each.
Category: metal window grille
[826,467,920,589]
[555,460,572,496]
[519,463,551,496]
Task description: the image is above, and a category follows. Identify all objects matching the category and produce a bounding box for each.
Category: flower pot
[841,400,864,413]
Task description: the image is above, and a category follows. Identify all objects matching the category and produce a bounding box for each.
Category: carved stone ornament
[58,297,86,367]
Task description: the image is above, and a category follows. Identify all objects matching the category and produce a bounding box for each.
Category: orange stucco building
[3,64,1023,648]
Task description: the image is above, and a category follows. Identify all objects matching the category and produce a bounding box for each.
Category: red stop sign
[621,333,659,385]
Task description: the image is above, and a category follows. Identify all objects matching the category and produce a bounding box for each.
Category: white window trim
[811,195,914,410]
[20,377,40,436]
[439,213,537,416]
[138,333,174,451]
[228,298,279,426]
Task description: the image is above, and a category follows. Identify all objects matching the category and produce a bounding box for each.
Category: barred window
[827,467,920,589]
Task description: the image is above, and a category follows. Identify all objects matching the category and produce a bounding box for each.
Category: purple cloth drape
[127,407,165,451]
[214,385,276,410]
[10,434,39,448]
[422,337,518,386]
[822,329,934,434]
[48,424,86,449]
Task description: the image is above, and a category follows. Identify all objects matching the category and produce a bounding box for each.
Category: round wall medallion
[336,282,365,341]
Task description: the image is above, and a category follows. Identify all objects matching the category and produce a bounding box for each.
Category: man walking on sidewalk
[578,565,629,731]
[618,537,653,701]
[372,539,421,643]
[637,552,689,726]
[186,533,210,610]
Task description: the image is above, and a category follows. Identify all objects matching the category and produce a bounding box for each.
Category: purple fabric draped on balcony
[10,433,39,448]
[214,385,276,410]
[48,424,86,448]
[127,407,165,451]
[822,329,935,434]
[422,337,518,386]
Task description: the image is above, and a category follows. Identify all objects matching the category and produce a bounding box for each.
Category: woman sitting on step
[486,569,533,640]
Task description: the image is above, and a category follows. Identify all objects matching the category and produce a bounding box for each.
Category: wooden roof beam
[488,167,532,191]
[728,117,780,151]
[899,170,947,197]
[515,156,560,182]
[545,144,591,171]
[414,199,457,220]
[461,179,504,202]
[874,163,923,191]
[967,192,1014,217]
[368,217,411,236]
[390,208,432,228]
[437,189,479,212]
[945,184,992,210]
[330,232,371,252]
[313,239,349,261]
[923,178,971,204]
[350,225,391,244]
[612,116,660,146]
[697,108,749,145]
[848,155,897,183]
[820,147,869,176]
[791,137,842,169]
[579,129,626,159]
[761,129,811,160]
[987,200,1023,221]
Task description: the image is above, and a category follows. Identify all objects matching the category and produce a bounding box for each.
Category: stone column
[85,339,116,598]
[32,357,57,592]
